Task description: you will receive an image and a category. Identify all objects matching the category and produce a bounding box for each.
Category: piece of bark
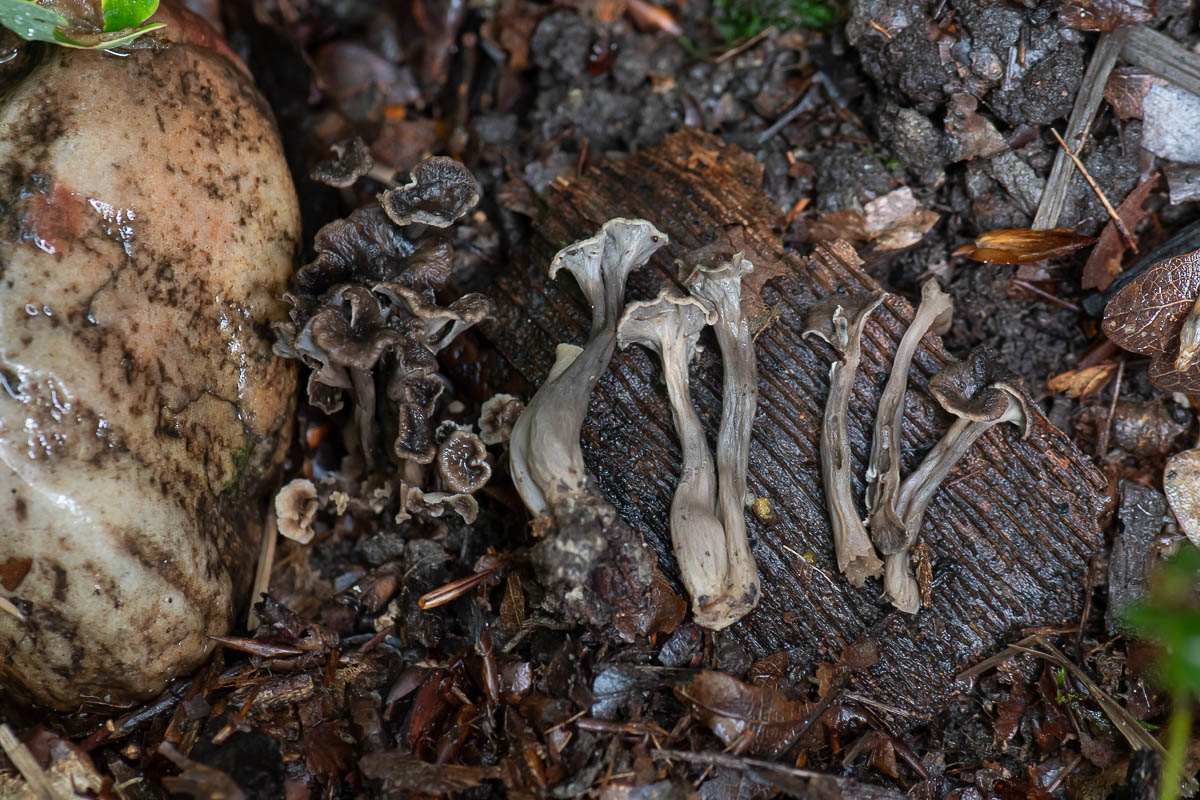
[477,128,1105,721]
[1106,481,1166,637]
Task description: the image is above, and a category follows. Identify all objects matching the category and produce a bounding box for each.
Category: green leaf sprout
[1126,544,1200,800]
[0,0,163,50]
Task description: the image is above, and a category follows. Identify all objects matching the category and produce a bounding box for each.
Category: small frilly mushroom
[289,284,403,460]
[619,289,752,629]
[295,206,416,294]
[678,254,763,624]
[436,424,492,494]
[396,484,479,525]
[866,279,953,555]
[803,291,886,586]
[508,218,668,517]
[380,157,480,228]
[507,219,668,632]
[275,478,319,545]
[883,348,1034,613]
[310,136,374,188]
[478,394,524,445]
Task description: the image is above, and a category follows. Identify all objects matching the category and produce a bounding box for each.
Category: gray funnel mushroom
[680,253,762,622]
[619,289,756,629]
[509,219,667,517]
[507,219,668,634]
[804,291,886,586]
[866,279,953,555]
[883,348,1033,613]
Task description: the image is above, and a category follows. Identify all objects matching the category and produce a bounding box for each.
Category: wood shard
[480,128,1105,722]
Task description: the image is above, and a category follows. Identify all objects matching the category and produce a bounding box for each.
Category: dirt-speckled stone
[0,5,299,708]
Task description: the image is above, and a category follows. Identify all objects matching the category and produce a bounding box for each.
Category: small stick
[1010,279,1082,312]
[1050,128,1138,252]
[713,26,775,64]
[247,508,277,632]
[0,724,61,800]
[867,19,894,38]
[0,595,24,621]
[1097,357,1125,457]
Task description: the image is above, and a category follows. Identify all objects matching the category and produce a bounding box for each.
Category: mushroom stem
[681,253,762,622]
[506,219,670,636]
[619,290,752,629]
[509,219,667,518]
[866,279,953,555]
[882,350,1033,613]
[804,291,886,586]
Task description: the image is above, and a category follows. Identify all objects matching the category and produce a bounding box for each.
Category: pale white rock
[0,3,299,708]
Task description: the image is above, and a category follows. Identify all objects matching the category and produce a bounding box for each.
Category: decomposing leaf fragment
[1165,449,1200,549]
[810,188,939,251]
[1082,173,1159,291]
[674,671,816,758]
[954,228,1095,264]
[1047,363,1118,399]
[1059,0,1154,31]
[1103,247,1200,392]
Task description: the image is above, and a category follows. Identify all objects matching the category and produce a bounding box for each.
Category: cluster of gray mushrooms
[804,281,1034,614]
[507,217,1038,632]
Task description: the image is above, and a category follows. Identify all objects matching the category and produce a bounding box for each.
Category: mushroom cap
[310,136,373,188]
[436,424,492,494]
[802,290,886,354]
[928,349,1034,437]
[919,278,954,336]
[478,393,525,446]
[617,288,715,361]
[275,478,319,545]
[549,218,668,321]
[297,206,416,294]
[379,156,479,227]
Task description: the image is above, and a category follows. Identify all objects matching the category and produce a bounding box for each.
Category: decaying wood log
[481,128,1104,720]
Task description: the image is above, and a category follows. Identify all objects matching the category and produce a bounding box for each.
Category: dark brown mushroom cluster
[273,156,491,478]
[805,280,1034,613]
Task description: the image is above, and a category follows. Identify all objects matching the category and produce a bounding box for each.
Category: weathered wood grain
[483,128,1105,720]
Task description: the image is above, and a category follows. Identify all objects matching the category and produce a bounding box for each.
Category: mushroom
[295,206,416,294]
[275,479,320,545]
[436,424,492,494]
[803,291,886,586]
[866,279,953,555]
[882,348,1034,612]
[508,218,668,517]
[507,219,668,632]
[478,394,524,445]
[379,157,480,228]
[679,253,762,619]
[618,289,754,629]
[310,136,374,188]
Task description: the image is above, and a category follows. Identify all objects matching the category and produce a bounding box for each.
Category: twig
[0,595,24,621]
[756,76,815,144]
[1049,128,1137,252]
[247,508,277,632]
[650,749,909,799]
[1010,279,1081,312]
[1096,357,1125,457]
[0,724,62,800]
[712,26,775,64]
[1122,25,1200,99]
[1034,30,1128,230]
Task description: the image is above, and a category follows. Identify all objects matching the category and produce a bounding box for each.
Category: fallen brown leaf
[1082,173,1159,291]
[1102,246,1200,391]
[674,671,816,757]
[1047,363,1118,399]
[1059,0,1154,31]
[810,188,938,251]
[954,228,1096,264]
